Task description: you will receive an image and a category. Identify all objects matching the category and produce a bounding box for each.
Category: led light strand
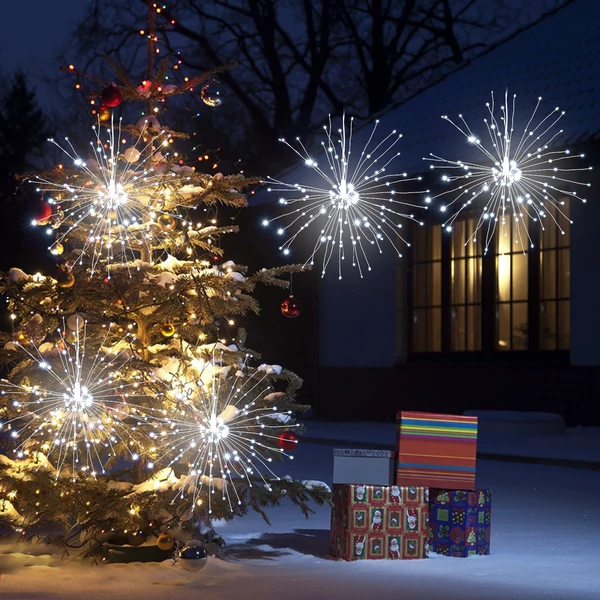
[152,351,295,514]
[34,116,183,274]
[425,90,592,252]
[263,114,427,279]
[0,322,146,479]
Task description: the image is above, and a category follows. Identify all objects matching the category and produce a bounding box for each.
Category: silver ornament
[67,313,85,331]
[178,540,208,572]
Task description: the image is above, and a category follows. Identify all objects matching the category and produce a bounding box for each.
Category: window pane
[541,214,557,248]
[541,250,556,299]
[497,255,511,302]
[512,302,528,350]
[414,262,441,307]
[496,303,510,351]
[512,253,528,301]
[413,264,427,306]
[412,309,426,352]
[467,257,482,303]
[452,259,465,304]
[451,306,465,351]
[428,309,442,352]
[414,225,427,262]
[465,218,481,256]
[558,248,570,299]
[497,225,511,255]
[467,305,481,351]
[558,300,569,350]
[452,220,465,258]
[431,262,441,306]
[431,225,441,261]
[513,219,529,252]
[540,301,557,350]
[559,199,570,247]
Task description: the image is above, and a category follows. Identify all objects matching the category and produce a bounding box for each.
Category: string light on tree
[0,322,148,478]
[154,350,298,514]
[34,116,184,275]
[424,90,592,252]
[262,114,427,279]
[0,0,330,544]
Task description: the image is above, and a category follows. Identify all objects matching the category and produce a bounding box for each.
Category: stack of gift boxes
[330,411,492,560]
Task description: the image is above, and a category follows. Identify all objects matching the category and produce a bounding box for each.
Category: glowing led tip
[154,351,298,514]
[263,114,426,279]
[425,90,590,252]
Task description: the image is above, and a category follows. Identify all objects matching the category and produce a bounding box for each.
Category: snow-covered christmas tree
[0,5,328,561]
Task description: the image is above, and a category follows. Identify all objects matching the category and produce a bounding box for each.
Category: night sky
[0,0,89,104]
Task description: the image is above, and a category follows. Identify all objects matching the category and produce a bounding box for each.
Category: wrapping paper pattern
[396,411,478,489]
[330,484,429,561]
[428,488,492,557]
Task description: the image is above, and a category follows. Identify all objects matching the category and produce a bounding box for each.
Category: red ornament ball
[278,431,298,451]
[34,202,53,225]
[100,84,123,108]
[280,295,301,318]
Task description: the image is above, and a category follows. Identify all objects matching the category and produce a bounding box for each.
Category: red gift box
[396,411,478,489]
[330,484,429,561]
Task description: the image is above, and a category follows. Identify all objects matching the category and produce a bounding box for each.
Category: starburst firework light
[262,115,427,279]
[0,321,149,478]
[425,90,592,251]
[34,117,183,274]
[153,351,296,513]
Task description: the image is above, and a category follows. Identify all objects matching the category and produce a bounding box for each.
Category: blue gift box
[428,488,491,557]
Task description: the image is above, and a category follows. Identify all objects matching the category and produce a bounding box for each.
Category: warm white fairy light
[425,90,592,251]
[34,116,184,274]
[0,322,146,478]
[153,351,295,514]
[263,114,427,279]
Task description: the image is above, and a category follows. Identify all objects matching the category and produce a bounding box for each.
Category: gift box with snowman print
[330,484,429,561]
[428,488,492,557]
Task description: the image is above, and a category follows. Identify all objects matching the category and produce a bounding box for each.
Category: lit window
[451,219,482,351]
[406,198,570,356]
[411,224,442,351]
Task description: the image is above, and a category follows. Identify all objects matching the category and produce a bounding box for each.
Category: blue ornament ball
[179,540,208,572]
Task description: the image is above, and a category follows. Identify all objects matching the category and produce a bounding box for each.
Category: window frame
[405,203,570,362]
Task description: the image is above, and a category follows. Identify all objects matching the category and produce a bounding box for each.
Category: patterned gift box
[333,448,395,485]
[428,488,492,557]
[396,411,478,489]
[330,484,429,561]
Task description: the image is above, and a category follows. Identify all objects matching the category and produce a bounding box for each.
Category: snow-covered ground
[1,421,600,600]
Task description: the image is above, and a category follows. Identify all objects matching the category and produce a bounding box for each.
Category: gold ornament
[157,214,177,230]
[123,147,141,163]
[98,106,111,121]
[56,270,76,289]
[157,532,175,551]
[50,242,64,255]
[160,323,175,337]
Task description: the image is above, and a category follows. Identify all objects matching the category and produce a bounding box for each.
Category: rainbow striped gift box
[395,412,478,489]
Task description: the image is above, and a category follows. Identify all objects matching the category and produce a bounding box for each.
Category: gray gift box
[332,448,395,485]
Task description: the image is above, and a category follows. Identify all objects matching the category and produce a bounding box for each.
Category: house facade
[249,0,600,424]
